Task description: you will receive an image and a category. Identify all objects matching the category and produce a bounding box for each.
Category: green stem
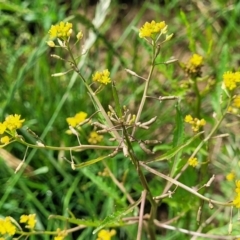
[67,45,122,142]
[192,77,201,118]
[132,42,158,136]
[122,126,156,240]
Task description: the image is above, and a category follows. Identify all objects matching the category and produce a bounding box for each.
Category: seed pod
[141,116,157,126]
[92,122,107,129]
[139,142,154,154]
[144,140,162,145]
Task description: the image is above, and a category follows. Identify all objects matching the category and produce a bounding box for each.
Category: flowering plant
[1,6,240,240]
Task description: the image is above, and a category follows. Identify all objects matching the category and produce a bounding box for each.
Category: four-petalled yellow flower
[92,69,111,85]
[139,20,167,39]
[48,21,73,40]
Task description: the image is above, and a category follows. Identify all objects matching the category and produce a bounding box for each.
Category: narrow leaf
[75,155,109,169]
[148,131,203,163]
[111,80,122,117]
[93,196,142,234]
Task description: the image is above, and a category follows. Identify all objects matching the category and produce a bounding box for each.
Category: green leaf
[169,102,185,175]
[180,10,195,52]
[111,80,122,117]
[49,215,102,227]
[149,131,203,163]
[172,102,184,148]
[75,155,109,169]
[93,196,142,234]
[81,167,122,202]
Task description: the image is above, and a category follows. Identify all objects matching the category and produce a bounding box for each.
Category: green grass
[1,0,240,239]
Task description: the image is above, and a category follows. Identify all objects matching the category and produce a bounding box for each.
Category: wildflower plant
[2,11,240,240]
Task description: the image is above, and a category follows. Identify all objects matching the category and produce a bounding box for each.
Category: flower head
[184,54,203,77]
[54,228,67,240]
[233,95,240,108]
[0,217,16,236]
[20,214,36,229]
[48,22,73,40]
[88,131,103,144]
[189,54,203,67]
[223,71,240,91]
[66,112,88,128]
[92,69,111,85]
[0,122,6,134]
[1,136,10,144]
[188,157,198,167]
[97,229,116,240]
[185,115,206,132]
[184,115,193,124]
[233,180,240,208]
[226,172,236,181]
[139,20,167,39]
[4,114,25,131]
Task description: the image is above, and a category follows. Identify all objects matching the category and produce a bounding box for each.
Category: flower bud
[47,41,55,47]
[77,31,83,40]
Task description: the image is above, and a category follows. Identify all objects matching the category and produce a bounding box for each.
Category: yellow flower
[88,131,103,144]
[139,20,167,39]
[236,180,240,188]
[97,229,116,240]
[66,111,88,127]
[185,115,206,132]
[184,115,193,123]
[54,228,67,240]
[233,95,240,108]
[48,22,73,40]
[223,71,237,90]
[233,194,240,208]
[235,71,240,82]
[184,54,203,77]
[0,122,6,134]
[226,172,235,181]
[189,54,203,67]
[4,114,25,131]
[92,69,111,85]
[0,217,16,236]
[1,136,10,144]
[54,236,65,240]
[188,157,198,167]
[227,172,236,181]
[20,214,36,229]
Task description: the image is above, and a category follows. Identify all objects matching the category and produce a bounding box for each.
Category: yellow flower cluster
[185,54,203,77]
[20,214,37,229]
[0,217,16,237]
[233,180,240,208]
[92,69,111,85]
[188,157,198,167]
[184,115,206,132]
[223,71,240,90]
[189,54,203,67]
[226,172,235,181]
[97,229,116,240]
[66,111,88,127]
[48,21,72,40]
[0,114,25,144]
[139,20,167,39]
[227,95,240,114]
[88,131,103,144]
[233,95,240,108]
